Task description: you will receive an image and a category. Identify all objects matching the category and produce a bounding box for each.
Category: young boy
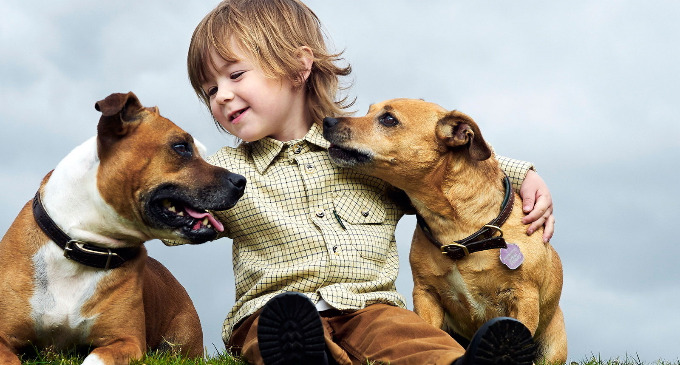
[179,0,554,364]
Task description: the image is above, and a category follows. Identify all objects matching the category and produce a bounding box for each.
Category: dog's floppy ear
[95,92,146,150]
[95,91,145,138]
[95,92,146,157]
[435,110,492,161]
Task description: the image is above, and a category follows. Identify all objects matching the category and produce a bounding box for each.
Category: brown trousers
[227,303,465,365]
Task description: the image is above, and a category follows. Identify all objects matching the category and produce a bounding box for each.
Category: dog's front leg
[412,284,446,330]
[410,229,448,330]
[0,342,21,365]
[533,306,568,364]
[82,336,145,365]
[81,270,147,365]
[509,289,541,336]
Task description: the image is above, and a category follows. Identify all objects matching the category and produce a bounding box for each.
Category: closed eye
[378,113,399,127]
[230,71,245,80]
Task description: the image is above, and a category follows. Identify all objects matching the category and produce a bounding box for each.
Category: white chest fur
[30,242,108,348]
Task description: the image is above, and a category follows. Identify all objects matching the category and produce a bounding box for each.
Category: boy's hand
[519,170,554,243]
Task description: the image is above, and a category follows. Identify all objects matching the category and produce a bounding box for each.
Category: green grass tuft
[131,350,247,365]
[17,348,248,365]
[568,354,680,365]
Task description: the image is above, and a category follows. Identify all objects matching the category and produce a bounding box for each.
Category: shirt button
[305,164,315,173]
[361,209,370,217]
[293,144,303,154]
[316,210,325,218]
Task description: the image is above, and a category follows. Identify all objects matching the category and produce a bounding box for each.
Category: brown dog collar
[416,175,514,260]
[32,191,141,270]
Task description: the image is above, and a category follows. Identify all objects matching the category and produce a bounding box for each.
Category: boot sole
[257,292,327,365]
[463,317,537,365]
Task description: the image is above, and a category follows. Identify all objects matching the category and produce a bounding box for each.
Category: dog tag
[500,243,524,270]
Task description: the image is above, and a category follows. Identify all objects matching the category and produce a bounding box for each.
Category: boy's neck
[269,109,314,142]
[271,122,313,142]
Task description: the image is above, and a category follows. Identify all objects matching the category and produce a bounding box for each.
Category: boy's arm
[496,155,534,191]
[497,155,554,243]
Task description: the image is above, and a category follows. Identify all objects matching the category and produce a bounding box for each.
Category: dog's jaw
[144,182,241,244]
[327,144,374,167]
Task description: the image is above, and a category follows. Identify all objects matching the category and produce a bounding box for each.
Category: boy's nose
[215,87,234,104]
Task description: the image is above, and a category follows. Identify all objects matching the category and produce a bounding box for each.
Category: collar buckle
[441,242,470,257]
[64,239,118,270]
[64,239,82,259]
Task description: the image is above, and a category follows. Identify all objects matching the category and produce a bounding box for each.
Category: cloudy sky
[2,0,679,362]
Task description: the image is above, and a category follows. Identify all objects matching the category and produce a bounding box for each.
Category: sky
[1,0,679,362]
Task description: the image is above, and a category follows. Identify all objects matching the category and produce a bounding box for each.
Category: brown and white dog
[0,92,245,364]
[323,99,566,363]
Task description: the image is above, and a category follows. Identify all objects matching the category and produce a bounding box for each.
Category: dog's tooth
[168,206,177,213]
[202,218,209,226]
[177,211,184,216]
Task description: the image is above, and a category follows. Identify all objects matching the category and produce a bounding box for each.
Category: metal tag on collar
[500,243,524,269]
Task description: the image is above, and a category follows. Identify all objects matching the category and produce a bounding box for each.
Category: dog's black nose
[323,117,339,130]
[228,173,247,191]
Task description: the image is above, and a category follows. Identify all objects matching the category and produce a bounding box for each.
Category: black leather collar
[416,175,514,260]
[32,191,141,269]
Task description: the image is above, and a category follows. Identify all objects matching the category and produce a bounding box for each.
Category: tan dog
[0,92,246,365]
[323,99,566,363]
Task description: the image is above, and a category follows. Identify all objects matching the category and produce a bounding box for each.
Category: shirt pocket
[333,190,390,262]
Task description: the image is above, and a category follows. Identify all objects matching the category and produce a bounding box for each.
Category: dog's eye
[378,113,399,127]
[173,143,193,158]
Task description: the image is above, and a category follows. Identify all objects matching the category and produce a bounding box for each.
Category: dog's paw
[82,353,106,365]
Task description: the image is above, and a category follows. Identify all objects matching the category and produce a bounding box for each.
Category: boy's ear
[295,46,314,85]
[435,110,492,161]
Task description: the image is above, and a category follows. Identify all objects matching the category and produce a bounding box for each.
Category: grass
[17,348,248,365]
[568,354,680,365]
[16,349,680,365]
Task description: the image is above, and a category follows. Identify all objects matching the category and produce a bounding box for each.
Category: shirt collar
[248,123,331,174]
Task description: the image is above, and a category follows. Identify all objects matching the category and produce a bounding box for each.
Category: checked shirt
[169,123,533,343]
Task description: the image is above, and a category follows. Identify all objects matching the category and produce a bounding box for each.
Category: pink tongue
[184,207,224,232]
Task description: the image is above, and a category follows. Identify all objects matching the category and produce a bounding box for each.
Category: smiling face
[201,40,312,142]
[322,98,491,189]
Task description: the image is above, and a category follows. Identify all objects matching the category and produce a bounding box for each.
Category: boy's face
[202,41,311,142]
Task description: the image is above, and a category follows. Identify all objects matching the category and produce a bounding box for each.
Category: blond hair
[188,0,353,130]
